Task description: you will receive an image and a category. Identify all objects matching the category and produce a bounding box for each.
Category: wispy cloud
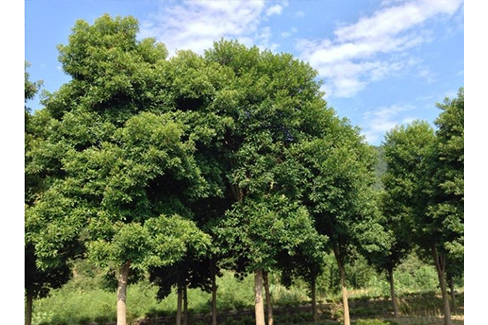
[417,67,437,84]
[281,27,297,38]
[139,0,286,56]
[256,26,279,52]
[362,104,416,144]
[296,0,464,98]
[266,4,283,17]
[295,10,305,19]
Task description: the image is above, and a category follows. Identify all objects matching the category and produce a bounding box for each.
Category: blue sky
[25,0,464,145]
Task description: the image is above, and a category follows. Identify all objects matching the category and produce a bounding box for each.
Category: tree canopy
[381,88,464,325]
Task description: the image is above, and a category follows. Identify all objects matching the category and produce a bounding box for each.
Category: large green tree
[296,123,389,325]
[428,88,464,324]
[382,115,463,325]
[365,189,412,317]
[25,63,73,325]
[383,121,432,314]
[25,15,215,325]
[143,47,237,325]
[201,40,333,325]
[364,148,413,318]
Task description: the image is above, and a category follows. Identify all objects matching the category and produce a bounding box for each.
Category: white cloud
[296,0,464,98]
[334,0,462,43]
[256,26,279,52]
[281,27,297,38]
[281,32,292,38]
[362,104,416,144]
[319,83,333,98]
[266,5,283,17]
[140,0,271,55]
[417,68,437,84]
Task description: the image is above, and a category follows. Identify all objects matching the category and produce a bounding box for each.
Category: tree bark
[432,246,453,325]
[117,261,131,325]
[210,258,218,325]
[183,283,188,325]
[254,268,266,325]
[333,247,350,325]
[311,273,318,324]
[176,284,183,325]
[388,267,399,318]
[25,293,33,325]
[263,271,273,325]
[448,275,456,314]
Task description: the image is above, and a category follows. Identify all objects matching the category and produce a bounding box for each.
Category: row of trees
[373,88,464,325]
[25,15,463,325]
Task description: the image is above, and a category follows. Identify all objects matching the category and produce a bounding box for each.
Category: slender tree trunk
[254,268,266,325]
[176,284,183,325]
[117,261,131,325]
[388,267,399,318]
[339,265,351,325]
[311,273,318,324]
[263,271,273,325]
[183,283,188,325]
[333,247,350,325]
[211,259,218,325]
[432,246,453,325]
[448,275,456,314]
[25,293,33,325]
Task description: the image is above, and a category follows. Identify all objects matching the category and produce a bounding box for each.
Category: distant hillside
[373,145,386,191]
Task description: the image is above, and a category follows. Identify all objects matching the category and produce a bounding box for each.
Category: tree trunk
[432,247,453,325]
[211,258,218,325]
[117,261,131,325]
[25,293,33,325]
[311,273,318,324]
[449,275,456,314]
[176,284,183,325]
[388,267,399,318]
[183,283,188,325]
[254,268,266,325]
[263,271,273,325]
[334,247,350,325]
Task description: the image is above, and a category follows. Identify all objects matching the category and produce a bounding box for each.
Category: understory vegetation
[31,254,463,325]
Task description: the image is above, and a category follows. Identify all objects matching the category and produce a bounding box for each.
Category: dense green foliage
[25,63,73,325]
[380,89,464,325]
[430,88,464,267]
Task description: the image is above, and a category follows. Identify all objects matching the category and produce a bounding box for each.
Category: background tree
[277,233,327,323]
[361,147,413,318]
[149,254,218,325]
[365,190,412,317]
[382,120,458,325]
[379,88,464,312]
[297,123,390,325]
[428,88,464,324]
